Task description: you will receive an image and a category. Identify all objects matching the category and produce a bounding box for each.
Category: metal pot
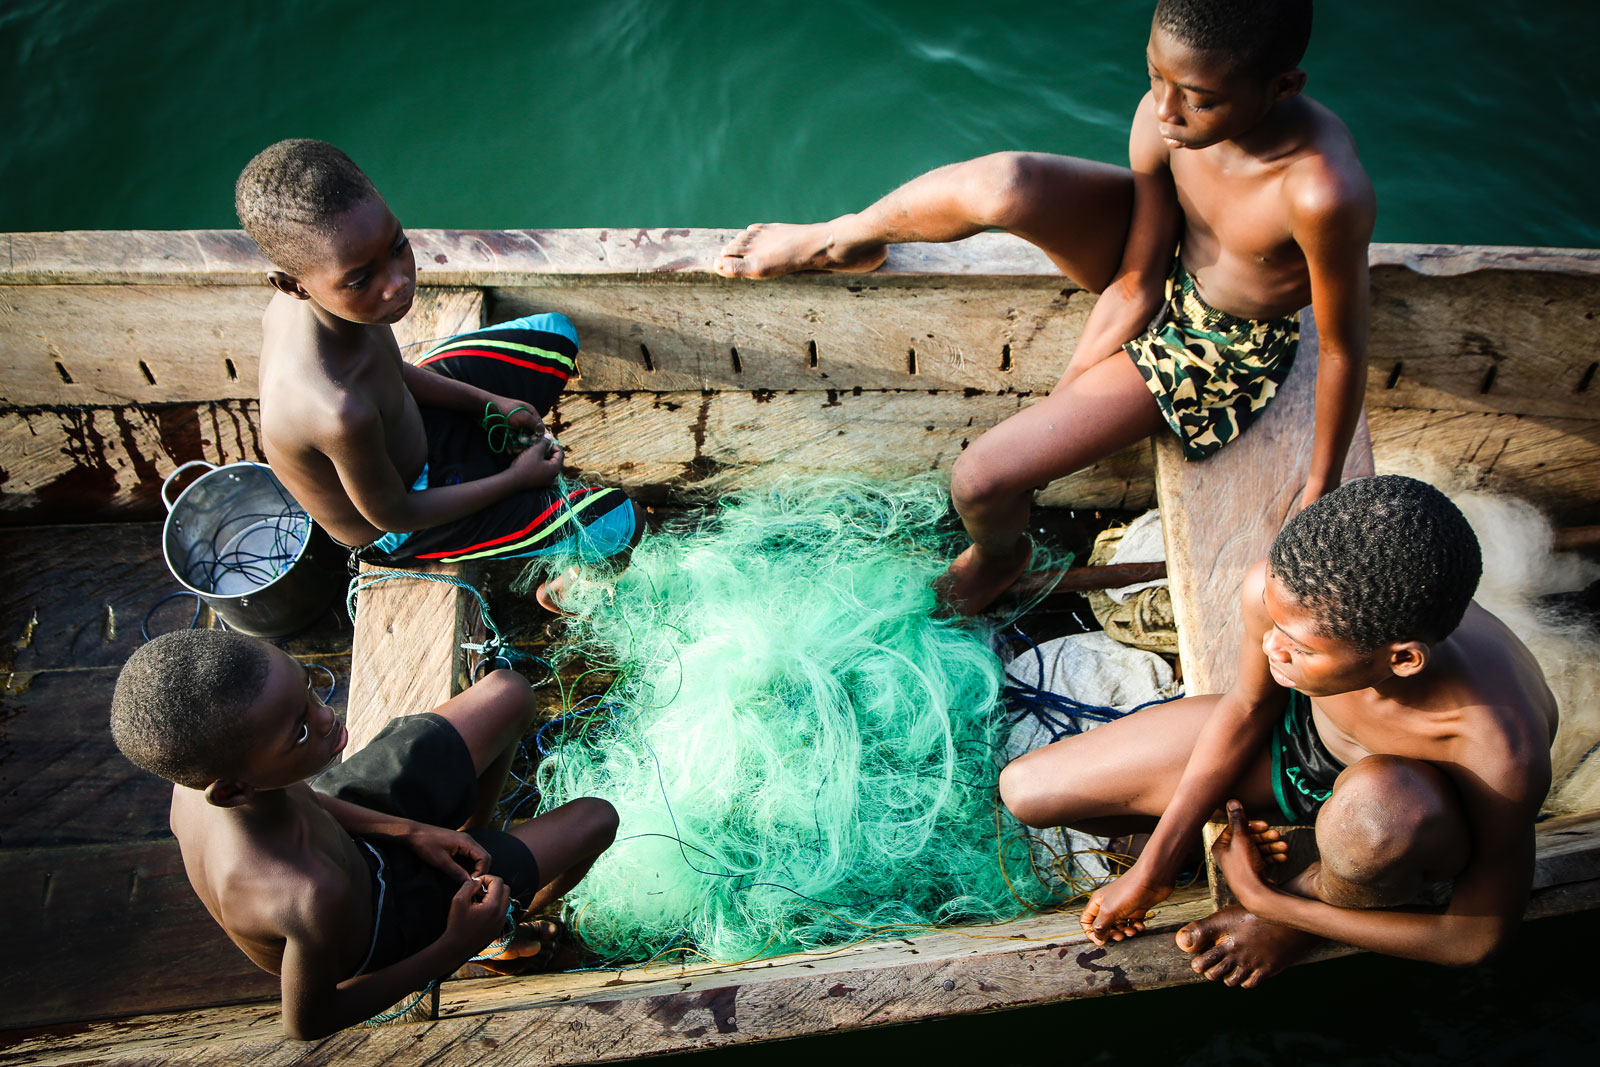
[161,460,344,637]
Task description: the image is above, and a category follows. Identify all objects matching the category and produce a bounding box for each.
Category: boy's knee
[576,797,620,847]
[478,667,537,723]
[964,152,1040,230]
[998,757,1059,830]
[1316,754,1468,903]
[949,450,1011,517]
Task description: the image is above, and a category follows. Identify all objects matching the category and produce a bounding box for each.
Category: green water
[2,0,1596,247]
[3,0,1598,1061]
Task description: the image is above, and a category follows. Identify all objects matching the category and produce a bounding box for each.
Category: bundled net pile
[527,476,1047,962]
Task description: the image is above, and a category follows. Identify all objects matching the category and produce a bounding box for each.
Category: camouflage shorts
[1124,258,1299,460]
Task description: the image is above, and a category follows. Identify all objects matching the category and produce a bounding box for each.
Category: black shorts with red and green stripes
[358,313,636,566]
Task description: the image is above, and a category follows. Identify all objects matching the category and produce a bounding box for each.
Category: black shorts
[358,313,637,566]
[1270,690,1346,825]
[313,713,540,975]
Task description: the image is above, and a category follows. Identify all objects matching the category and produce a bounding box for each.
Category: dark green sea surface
[2,0,1596,246]
[2,1,1597,1062]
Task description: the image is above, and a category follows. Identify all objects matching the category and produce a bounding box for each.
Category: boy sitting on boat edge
[237,139,643,606]
[999,475,1558,985]
[110,630,617,1039]
[715,0,1373,616]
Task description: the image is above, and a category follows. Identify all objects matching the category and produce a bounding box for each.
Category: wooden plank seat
[1151,310,1376,905]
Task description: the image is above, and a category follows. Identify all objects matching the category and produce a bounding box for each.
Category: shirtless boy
[716,0,1373,614]
[999,475,1558,985]
[110,630,618,1038]
[236,139,641,597]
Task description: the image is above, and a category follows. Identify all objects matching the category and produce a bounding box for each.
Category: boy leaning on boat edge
[718,0,1372,617]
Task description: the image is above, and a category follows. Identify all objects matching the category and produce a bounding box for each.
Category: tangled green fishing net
[526,475,1049,963]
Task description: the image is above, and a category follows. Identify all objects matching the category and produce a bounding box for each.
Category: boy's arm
[1286,158,1375,508]
[323,401,564,534]
[1081,559,1286,943]
[1215,756,1541,966]
[400,361,544,437]
[278,873,511,1039]
[1057,95,1183,389]
[314,791,489,882]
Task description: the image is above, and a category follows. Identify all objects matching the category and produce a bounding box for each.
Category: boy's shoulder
[170,786,356,947]
[1278,98,1371,208]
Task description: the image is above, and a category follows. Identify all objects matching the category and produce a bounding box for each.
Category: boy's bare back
[258,290,427,548]
[170,780,375,979]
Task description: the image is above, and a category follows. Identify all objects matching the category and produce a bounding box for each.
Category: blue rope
[360,902,521,1027]
[1000,628,1177,744]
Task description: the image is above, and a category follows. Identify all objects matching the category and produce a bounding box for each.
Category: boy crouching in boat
[110,630,617,1038]
[237,139,642,605]
[999,476,1558,985]
[716,0,1373,616]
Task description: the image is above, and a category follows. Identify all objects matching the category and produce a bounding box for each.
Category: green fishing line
[527,475,1053,963]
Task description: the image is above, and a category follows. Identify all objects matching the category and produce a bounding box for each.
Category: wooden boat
[2,230,1598,1065]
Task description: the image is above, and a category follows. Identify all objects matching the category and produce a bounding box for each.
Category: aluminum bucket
[161,461,345,637]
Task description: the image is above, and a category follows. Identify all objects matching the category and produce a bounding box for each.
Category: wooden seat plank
[1156,309,1375,697]
[1151,311,1374,905]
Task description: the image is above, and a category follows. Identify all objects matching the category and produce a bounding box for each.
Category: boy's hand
[404,824,490,882]
[1079,868,1174,946]
[446,874,512,953]
[507,437,565,488]
[1211,800,1273,898]
[489,395,546,440]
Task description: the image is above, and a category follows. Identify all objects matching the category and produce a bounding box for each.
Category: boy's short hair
[110,629,274,789]
[235,139,380,275]
[1153,0,1313,77]
[1269,475,1482,653]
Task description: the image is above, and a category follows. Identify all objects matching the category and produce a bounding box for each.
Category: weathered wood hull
[4,232,1597,525]
[2,231,1599,1065]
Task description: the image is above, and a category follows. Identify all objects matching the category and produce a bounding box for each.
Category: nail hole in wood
[807,340,819,368]
[908,348,918,375]
[1479,364,1497,395]
[1000,344,1012,372]
[54,361,74,384]
[1385,362,1403,389]
[224,358,238,381]
[639,344,655,372]
[1578,362,1597,394]
[730,347,743,374]
[138,361,157,385]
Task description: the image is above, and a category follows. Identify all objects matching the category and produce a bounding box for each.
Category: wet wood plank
[7,828,1599,1066]
[0,523,352,847]
[1,391,1159,525]
[0,840,279,1032]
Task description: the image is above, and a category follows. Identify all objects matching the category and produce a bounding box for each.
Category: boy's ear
[1273,68,1308,102]
[1385,640,1429,679]
[204,778,255,808]
[266,271,312,300]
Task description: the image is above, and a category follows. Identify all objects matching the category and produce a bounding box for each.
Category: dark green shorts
[1270,690,1345,825]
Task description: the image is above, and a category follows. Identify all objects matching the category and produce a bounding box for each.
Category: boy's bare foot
[470,918,566,976]
[936,539,1033,617]
[535,568,578,616]
[1175,906,1318,988]
[714,221,887,279]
